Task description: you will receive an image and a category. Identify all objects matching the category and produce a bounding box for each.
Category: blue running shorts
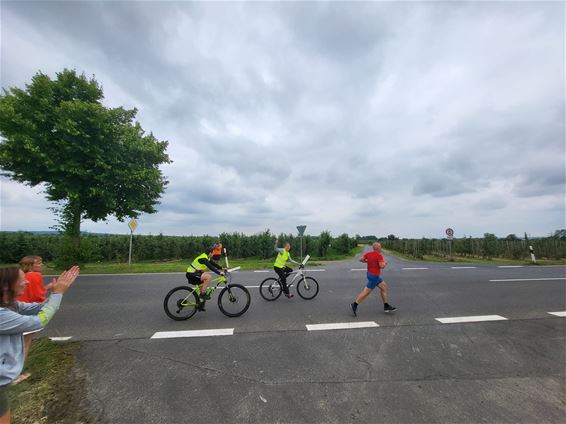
[366,273,384,289]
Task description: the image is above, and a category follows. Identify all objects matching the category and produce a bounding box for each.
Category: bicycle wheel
[296,276,319,300]
[259,277,282,301]
[164,286,199,321]
[218,284,251,317]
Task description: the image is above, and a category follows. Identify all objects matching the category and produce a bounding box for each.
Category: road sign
[297,225,307,236]
[128,219,138,232]
[446,228,454,239]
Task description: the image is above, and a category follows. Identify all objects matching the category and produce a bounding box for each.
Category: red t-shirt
[362,251,384,276]
[16,271,46,303]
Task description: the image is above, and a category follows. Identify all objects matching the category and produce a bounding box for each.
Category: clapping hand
[50,265,80,294]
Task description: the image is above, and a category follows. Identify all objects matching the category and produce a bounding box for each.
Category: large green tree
[0,69,170,257]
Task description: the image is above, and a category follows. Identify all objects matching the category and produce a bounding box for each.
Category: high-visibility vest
[274,249,289,268]
[212,244,222,256]
[187,253,208,273]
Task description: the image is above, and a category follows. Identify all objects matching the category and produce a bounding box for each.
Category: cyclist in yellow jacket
[186,247,224,300]
[273,239,301,299]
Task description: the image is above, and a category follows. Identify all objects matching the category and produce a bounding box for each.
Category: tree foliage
[0,69,170,262]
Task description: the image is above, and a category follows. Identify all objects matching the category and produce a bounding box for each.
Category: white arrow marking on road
[435,315,507,324]
[548,311,566,317]
[489,277,566,282]
[306,322,379,331]
[49,337,72,341]
[451,267,477,269]
[151,329,234,339]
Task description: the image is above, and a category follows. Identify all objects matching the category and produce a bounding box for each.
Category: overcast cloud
[0,0,564,238]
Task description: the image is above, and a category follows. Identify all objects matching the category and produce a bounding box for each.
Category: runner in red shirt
[350,242,396,316]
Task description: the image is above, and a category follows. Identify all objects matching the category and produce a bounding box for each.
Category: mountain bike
[259,255,319,301]
[164,266,250,320]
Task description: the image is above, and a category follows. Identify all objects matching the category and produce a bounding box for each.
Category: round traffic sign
[446,228,454,237]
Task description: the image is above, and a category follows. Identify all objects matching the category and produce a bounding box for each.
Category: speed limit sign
[446,228,454,239]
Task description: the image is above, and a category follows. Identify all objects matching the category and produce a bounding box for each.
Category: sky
[0,0,564,239]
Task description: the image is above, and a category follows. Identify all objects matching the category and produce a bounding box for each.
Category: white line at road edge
[489,277,566,282]
[451,267,477,269]
[50,336,72,341]
[435,315,508,324]
[255,269,324,273]
[548,311,566,317]
[151,329,234,339]
[306,322,379,331]
[402,267,429,270]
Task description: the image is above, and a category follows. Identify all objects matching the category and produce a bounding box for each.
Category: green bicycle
[163,266,251,320]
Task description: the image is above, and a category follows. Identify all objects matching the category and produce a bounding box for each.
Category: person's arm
[199,258,223,275]
[378,254,387,269]
[287,254,300,265]
[359,253,367,263]
[274,240,284,254]
[0,293,64,334]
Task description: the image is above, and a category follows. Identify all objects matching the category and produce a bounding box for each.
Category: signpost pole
[128,219,138,266]
[445,228,454,261]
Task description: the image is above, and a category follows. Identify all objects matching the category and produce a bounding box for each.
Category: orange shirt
[212,244,223,255]
[16,271,46,303]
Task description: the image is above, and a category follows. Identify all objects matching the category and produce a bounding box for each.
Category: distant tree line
[0,230,358,266]
[378,231,566,260]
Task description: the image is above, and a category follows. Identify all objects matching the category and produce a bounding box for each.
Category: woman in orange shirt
[16,256,47,366]
[16,256,46,303]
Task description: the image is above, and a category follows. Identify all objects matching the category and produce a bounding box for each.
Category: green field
[39,246,364,275]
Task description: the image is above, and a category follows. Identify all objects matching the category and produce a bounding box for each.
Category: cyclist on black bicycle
[186,247,225,301]
[273,239,302,299]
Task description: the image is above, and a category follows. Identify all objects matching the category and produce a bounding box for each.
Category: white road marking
[435,315,508,324]
[253,270,269,273]
[402,267,429,270]
[489,277,566,282]
[350,268,366,271]
[497,266,524,268]
[49,336,72,341]
[451,266,477,269]
[151,329,234,339]
[244,285,260,288]
[306,269,326,272]
[548,311,566,317]
[306,322,379,331]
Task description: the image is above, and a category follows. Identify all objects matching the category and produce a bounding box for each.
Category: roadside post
[446,228,454,260]
[529,245,537,264]
[297,225,307,260]
[128,218,138,265]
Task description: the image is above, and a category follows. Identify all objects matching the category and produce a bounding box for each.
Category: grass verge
[10,338,92,424]
[40,247,363,275]
[382,248,566,266]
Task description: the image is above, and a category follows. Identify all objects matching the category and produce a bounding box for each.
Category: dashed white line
[306,269,326,272]
[548,311,566,317]
[451,266,477,269]
[253,270,269,273]
[306,322,379,331]
[435,315,508,324]
[497,266,524,268]
[489,277,566,282]
[402,267,429,270]
[151,329,234,339]
[350,268,366,271]
[49,336,72,341]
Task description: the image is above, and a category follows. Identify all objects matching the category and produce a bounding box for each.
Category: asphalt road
[45,252,566,423]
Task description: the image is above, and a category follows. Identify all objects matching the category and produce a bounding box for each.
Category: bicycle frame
[281,255,310,288]
[185,266,241,300]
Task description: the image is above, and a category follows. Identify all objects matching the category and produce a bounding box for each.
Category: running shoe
[384,304,397,313]
[350,302,358,317]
